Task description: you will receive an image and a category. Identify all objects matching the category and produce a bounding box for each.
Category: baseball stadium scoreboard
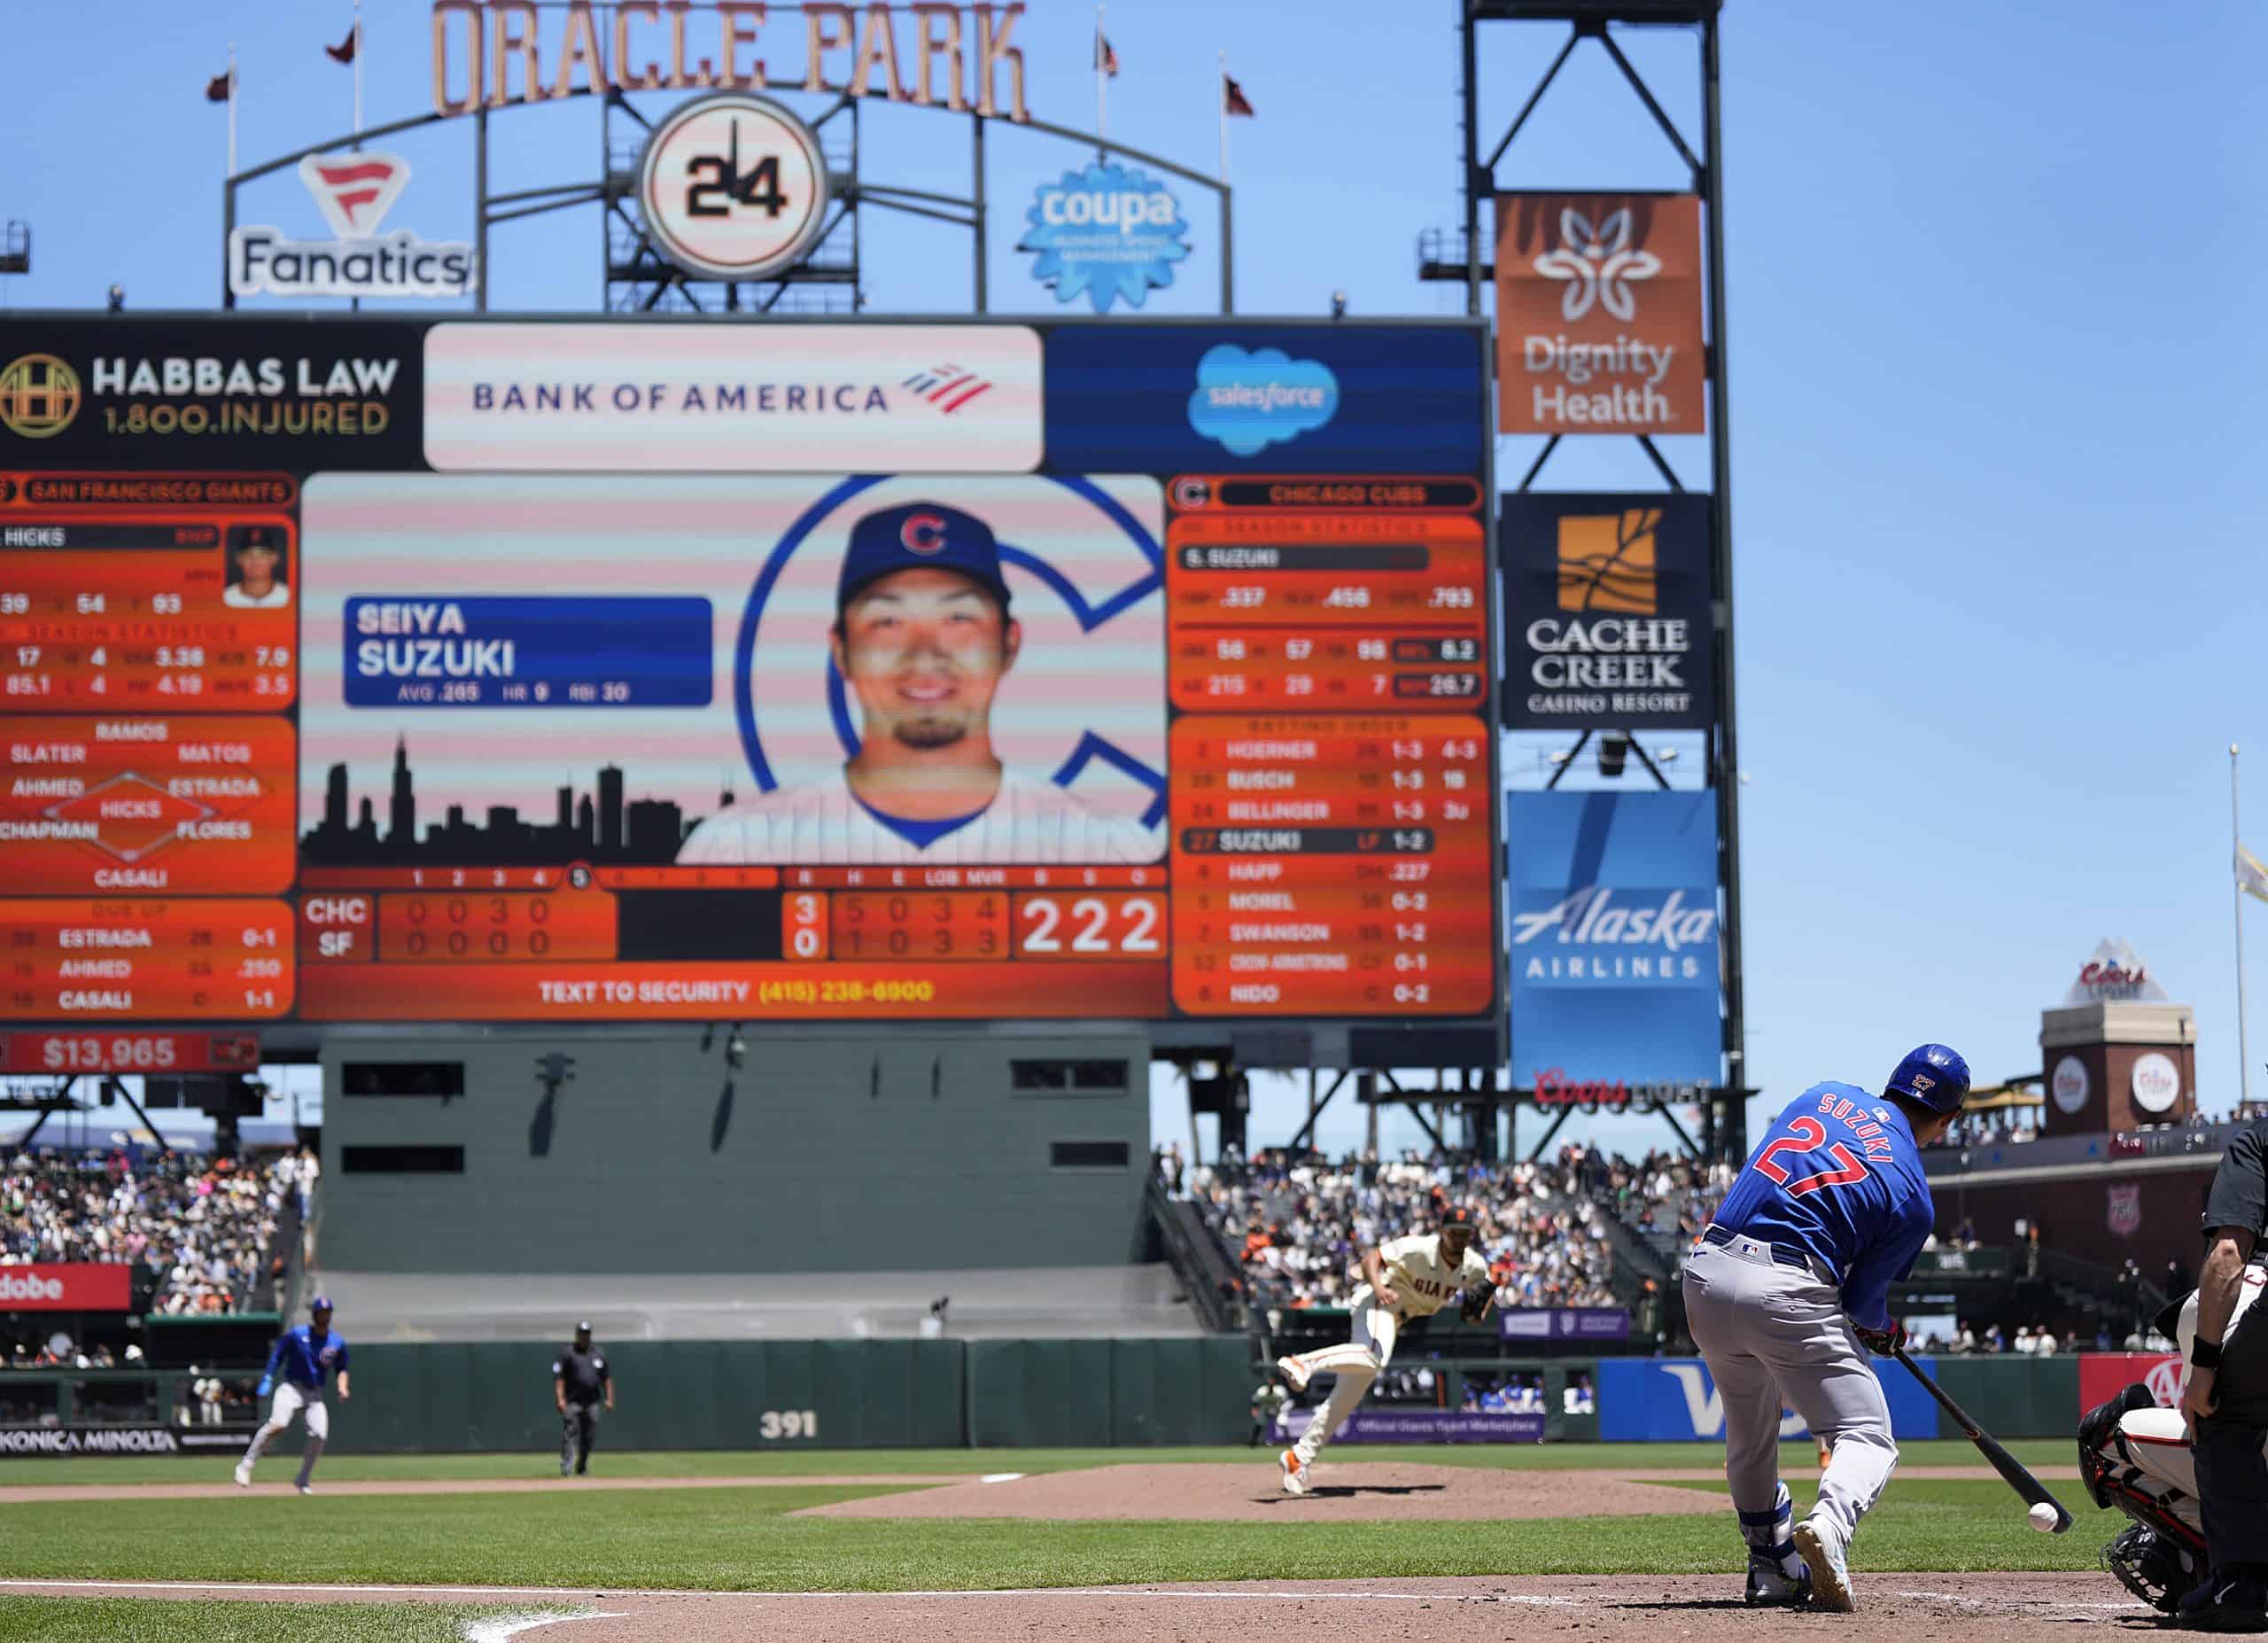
[0,316,1499,1043]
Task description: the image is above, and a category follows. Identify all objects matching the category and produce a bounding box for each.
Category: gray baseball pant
[1683,1236,1899,1544]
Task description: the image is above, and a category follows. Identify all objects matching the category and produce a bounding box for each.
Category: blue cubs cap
[1885,1043,1969,1116]
[837,502,1012,615]
[309,1295,333,1312]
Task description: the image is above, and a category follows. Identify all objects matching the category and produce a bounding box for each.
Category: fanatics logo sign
[229,152,475,300]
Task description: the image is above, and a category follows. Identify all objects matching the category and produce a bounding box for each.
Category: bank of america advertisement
[1506,790,1721,1086]
[1500,492,1714,732]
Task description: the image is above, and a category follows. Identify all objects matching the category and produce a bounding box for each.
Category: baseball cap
[575,1320,592,1333]
[238,526,278,552]
[1440,1206,1474,1231]
[836,502,1011,614]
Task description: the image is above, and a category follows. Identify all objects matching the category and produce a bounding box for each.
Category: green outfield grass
[0,1598,585,1643]
[0,1437,2076,1487]
[0,1477,2119,1594]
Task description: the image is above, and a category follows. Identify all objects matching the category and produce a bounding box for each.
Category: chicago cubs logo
[899,511,950,555]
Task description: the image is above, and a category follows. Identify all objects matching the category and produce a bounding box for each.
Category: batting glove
[255,1377,273,1398]
[1854,1320,1905,1356]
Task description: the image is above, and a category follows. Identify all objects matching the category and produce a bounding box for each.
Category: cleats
[1794,1515,1854,1613]
[1278,1449,1310,1497]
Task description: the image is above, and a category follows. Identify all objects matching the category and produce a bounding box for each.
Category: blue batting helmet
[309,1295,333,1312]
[1885,1044,1969,1115]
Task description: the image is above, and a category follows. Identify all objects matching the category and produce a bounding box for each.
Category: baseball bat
[1890,1343,2073,1533]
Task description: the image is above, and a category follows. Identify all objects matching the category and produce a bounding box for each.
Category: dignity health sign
[1494,193,1705,435]
[1507,790,1721,1086]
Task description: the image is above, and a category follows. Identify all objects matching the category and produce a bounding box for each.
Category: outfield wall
[0,1348,2088,1453]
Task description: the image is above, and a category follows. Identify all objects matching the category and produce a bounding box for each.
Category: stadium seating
[1188,1149,1628,1312]
[0,1150,297,1315]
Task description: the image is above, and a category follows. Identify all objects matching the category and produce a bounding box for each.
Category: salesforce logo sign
[1186,345,1339,457]
[1019,162,1191,314]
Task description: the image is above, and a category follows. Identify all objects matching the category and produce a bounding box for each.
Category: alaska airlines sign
[430,2,1029,121]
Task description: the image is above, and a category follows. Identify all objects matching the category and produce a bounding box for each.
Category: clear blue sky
[4,2,2264,1159]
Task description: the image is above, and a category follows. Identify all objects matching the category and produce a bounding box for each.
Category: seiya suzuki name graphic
[1509,885,1715,981]
[229,152,474,300]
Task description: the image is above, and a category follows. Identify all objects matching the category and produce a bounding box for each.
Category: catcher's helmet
[1885,1044,1969,1115]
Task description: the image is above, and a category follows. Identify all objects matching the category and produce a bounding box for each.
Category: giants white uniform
[1281,1233,1492,1470]
[676,767,1161,865]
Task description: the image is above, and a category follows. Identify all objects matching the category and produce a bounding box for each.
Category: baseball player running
[1271,1204,1495,1495]
[1683,1044,1967,1612]
[235,1295,350,1494]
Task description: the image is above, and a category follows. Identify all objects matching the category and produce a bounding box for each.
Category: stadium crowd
[0,1149,302,1315]
[1186,1145,1666,1312]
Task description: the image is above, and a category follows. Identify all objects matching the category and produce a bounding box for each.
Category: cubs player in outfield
[1271,1204,1495,1494]
[235,1295,349,1494]
[676,501,1161,866]
[1683,1044,1967,1612]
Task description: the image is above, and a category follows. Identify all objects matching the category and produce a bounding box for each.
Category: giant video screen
[0,317,1497,1028]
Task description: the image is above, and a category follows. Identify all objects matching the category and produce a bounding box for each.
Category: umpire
[2179,1117,2268,1630]
[553,1321,613,1477]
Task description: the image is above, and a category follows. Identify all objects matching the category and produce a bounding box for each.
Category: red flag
[1094,27,1119,77]
[325,23,358,65]
[1223,74,1254,118]
[205,68,234,102]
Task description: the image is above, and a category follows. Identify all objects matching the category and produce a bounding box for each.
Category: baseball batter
[676,502,1161,866]
[2081,1271,2268,1614]
[1271,1205,1495,1495]
[235,1295,350,1494]
[1683,1045,1966,1612]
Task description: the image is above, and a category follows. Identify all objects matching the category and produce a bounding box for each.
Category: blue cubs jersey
[1708,1081,1937,1331]
[265,1325,350,1390]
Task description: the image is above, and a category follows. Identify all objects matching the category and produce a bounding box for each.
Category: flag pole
[226,43,238,180]
[1095,4,1107,145]
[1217,51,1228,184]
[2237,742,2253,1112]
[353,0,365,143]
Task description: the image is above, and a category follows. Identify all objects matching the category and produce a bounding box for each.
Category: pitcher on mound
[1271,1204,1495,1495]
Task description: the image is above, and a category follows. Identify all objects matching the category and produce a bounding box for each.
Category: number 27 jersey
[1707,1081,1935,1331]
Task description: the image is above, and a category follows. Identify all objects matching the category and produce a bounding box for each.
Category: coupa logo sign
[1186,345,1337,457]
[229,151,474,300]
[1510,884,1715,985]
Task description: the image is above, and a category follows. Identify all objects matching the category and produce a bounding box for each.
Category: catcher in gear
[2079,1267,2268,1614]
[1271,1204,1494,1495]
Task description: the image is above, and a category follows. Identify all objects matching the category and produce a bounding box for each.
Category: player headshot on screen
[677,502,1159,865]
[222,526,291,610]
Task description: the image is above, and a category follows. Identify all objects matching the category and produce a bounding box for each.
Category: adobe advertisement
[0,316,1500,1029]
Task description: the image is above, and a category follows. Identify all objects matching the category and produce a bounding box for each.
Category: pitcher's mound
[796,1463,1720,1522]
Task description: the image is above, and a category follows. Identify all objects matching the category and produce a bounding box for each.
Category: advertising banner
[1020,163,1191,313]
[1597,1357,1940,1442]
[0,1264,132,1312]
[2078,1351,2184,1413]
[1494,192,1705,435]
[1277,1406,1544,1444]
[0,319,425,471]
[1499,492,1714,731]
[1496,1306,1632,1343]
[1507,790,1721,1086]
[0,1425,247,1456]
